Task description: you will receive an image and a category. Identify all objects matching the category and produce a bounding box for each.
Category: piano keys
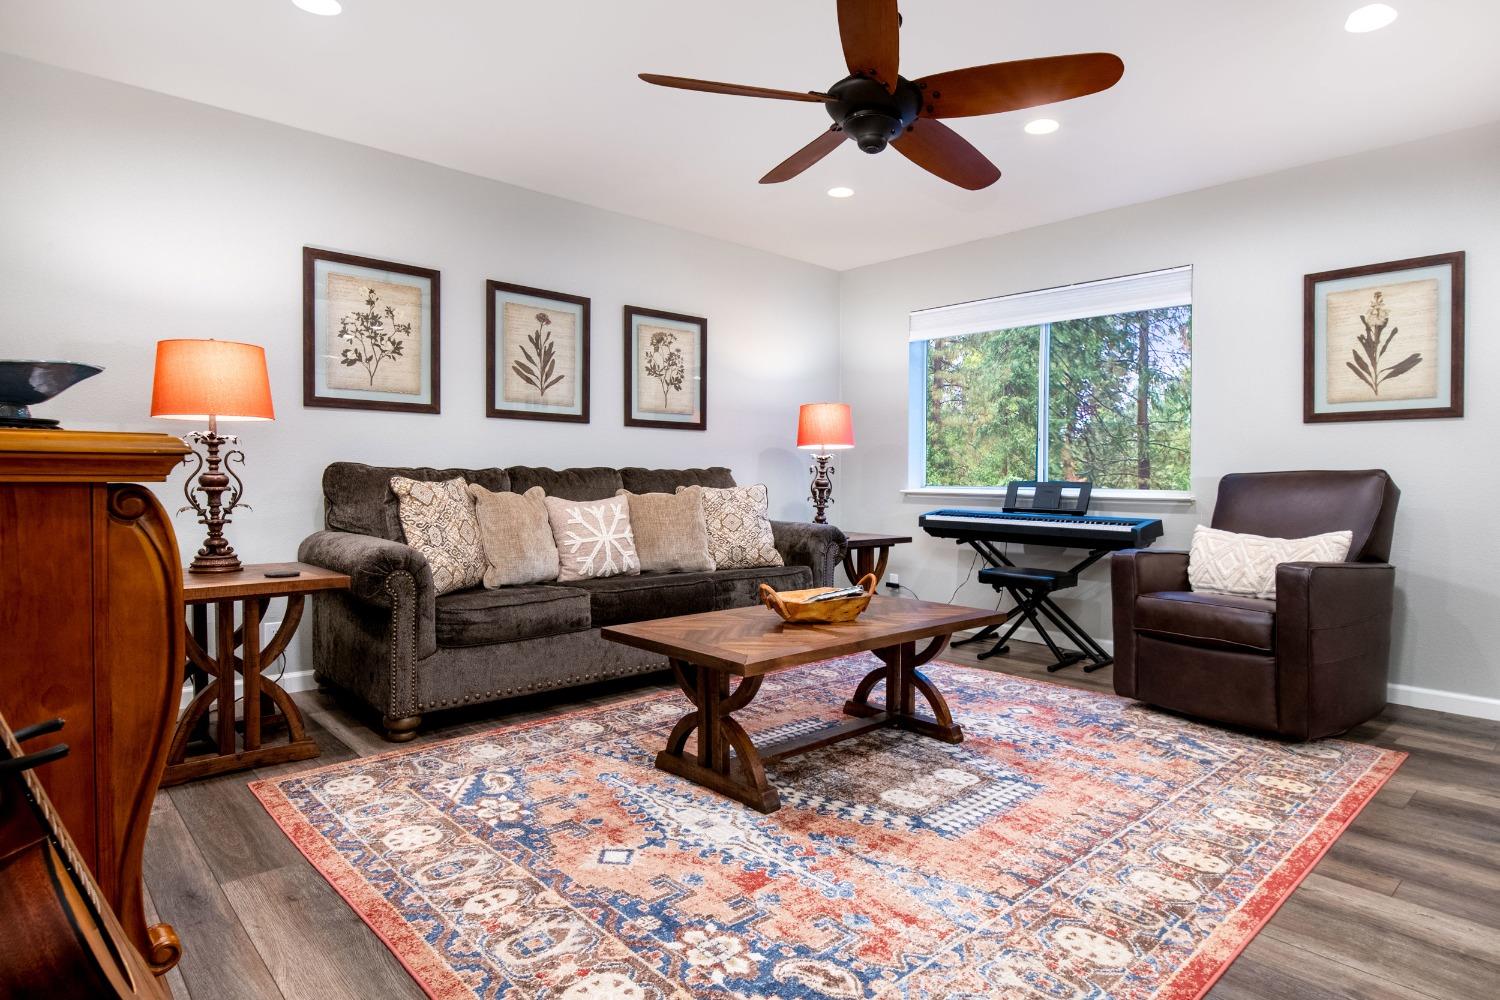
[917,508,1163,550]
[919,500,1164,672]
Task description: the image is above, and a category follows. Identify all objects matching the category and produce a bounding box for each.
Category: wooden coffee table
[601,596,1005,813]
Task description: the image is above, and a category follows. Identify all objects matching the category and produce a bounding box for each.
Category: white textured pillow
[677,483,783,570]
[1188,524,1353,599]
[390,476,485,595]
[543,494,640,582]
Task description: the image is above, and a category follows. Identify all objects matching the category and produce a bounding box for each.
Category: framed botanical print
[303,247,440,413]
[623,305,707,431]
[1304,252,1464,422]
[486,281,590,423]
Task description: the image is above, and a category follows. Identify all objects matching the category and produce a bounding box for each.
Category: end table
[162,561,348,786]
[842,532,913,586]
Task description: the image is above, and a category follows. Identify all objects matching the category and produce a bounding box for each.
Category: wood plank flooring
[144,640,1500,999]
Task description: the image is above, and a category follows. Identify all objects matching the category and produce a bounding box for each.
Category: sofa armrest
[770,520,847,588]
[1109,549,1189,698]
[299,530,437,660]
[1275,561,1395,740]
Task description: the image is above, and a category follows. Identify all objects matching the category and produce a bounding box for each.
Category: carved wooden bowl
[760,573,877,624]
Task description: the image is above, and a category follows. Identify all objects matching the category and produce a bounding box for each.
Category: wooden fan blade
[638,73,833,104]
[892,119,1000,190]
[916,53,1125,118]
[760,128,847,184]
[836,0,900,91]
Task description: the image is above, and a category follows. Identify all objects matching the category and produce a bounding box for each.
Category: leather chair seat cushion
[1134,634,1280,731]
[435,585,591,647]
[1135,591,1276,652]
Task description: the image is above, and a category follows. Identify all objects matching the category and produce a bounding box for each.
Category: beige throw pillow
[467,485,560,587]
[678,483,783,570]
[543,494,640,581]
[616,489,714,574]
[1188,524,1353,599]
[390,476,485,595]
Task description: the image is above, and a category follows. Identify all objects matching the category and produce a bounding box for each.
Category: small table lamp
[151,339,275,574]
[796,402,854,524]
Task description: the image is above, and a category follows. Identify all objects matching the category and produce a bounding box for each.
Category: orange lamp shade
[796,402,854,451]
[150,339,274,421]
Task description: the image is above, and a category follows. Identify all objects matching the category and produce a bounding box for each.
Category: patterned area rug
[253,656,1402,1000]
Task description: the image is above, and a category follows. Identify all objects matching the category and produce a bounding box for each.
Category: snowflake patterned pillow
[1188,524,1352,600]
[677,484,784,570]
[542,494,640,581]
[389,476,486,595]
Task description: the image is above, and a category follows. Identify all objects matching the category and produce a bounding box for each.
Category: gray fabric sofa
[299,462,846,740]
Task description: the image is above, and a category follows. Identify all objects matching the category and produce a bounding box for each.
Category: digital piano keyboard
[918,508,1164,550]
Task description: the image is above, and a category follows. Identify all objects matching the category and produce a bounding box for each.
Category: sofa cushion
[563,572,716,628]
[508,466,623,500]
[434,585,591,647]
[544,494,641,581]
[708,565,813,609]
[619,466,735,494]
[1135,591,1275,652]
[681,483,784,569]
[324,462,510,541]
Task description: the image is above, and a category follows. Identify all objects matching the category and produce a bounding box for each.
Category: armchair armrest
[1109,549,1189,697]
[1275,561,1395,740]
[770,520,847,588]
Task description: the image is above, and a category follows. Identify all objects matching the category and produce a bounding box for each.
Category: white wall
[0,55,840,682]
[839,122,1500,717]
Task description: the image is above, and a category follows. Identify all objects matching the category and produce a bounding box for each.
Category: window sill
[901,486,1195,509]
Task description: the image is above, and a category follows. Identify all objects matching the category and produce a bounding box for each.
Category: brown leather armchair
[1111,470,1400,740]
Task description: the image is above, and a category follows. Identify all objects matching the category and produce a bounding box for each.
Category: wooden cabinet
[0,428,190,978]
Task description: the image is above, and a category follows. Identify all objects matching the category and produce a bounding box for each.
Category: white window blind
[908,266,1192,343]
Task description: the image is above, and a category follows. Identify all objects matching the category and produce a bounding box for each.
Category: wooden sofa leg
[382,714,422,742]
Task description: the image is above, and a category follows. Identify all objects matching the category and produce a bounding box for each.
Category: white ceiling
[3,1,1498,270]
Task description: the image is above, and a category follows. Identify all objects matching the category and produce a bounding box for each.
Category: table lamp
[151,339,274,573]
[796,402,854,524]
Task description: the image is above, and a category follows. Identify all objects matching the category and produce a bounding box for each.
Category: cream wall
[838,122,1500,717]
[0,55,840,683]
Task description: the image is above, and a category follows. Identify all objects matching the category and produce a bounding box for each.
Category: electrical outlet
[262,620,281,648]
[887,572,901,588]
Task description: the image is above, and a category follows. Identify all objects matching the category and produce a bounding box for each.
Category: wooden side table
[842,532,913,586]
[162,562,348,786]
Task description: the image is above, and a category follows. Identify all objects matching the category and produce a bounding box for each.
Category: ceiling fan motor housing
[827,75,922,153]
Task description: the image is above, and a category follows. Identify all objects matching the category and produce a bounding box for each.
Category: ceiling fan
[639,0,1124,191]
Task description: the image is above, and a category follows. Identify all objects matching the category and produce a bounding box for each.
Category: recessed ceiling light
[1345,3,1397,32]
[827,186,855,199]
[293,0,342,15]
[1024,118,1060,135]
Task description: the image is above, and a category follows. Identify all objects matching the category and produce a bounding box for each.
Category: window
[910,267,1192,493]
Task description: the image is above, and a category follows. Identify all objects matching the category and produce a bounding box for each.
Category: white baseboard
[953,627,1500,722]
[1386,683,1500,722]
[177,668,319,709]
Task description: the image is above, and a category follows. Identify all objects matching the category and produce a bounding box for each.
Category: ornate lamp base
[808,452,836,525]
[178,416,250,574]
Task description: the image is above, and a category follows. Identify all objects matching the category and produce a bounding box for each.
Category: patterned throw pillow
[390,476,485,595]
[1188,524,1353,600]
[543,494,640,582]
[467,485,560,587]
[678,484,783,570]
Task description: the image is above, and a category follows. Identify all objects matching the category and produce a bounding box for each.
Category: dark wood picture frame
[623,305,708,431]
[1303,251,1464,423]
[485,280,591,424]
[302,246,441,414]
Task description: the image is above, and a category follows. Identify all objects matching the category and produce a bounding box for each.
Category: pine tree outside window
[910,267,1192,493]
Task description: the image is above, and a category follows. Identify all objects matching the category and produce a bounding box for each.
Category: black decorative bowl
[0,361,104,428]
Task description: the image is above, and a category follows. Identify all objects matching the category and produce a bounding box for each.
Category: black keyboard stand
[950,539,1114,673]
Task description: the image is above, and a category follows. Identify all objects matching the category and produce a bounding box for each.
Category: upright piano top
[0,428,190,484]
